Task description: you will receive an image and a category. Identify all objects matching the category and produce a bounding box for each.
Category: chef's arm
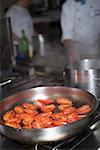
[63,39,74,50]
[63,39,79,64]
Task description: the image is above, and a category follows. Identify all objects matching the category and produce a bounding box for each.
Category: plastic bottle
[19,30,29,60]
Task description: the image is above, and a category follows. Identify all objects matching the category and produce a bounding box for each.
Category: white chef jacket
[61,0,100,58]
[6,4,34,44]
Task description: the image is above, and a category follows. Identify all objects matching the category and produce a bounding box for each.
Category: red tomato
[62,107,76,115]
[40,104,56,112]
[56,97,72,105]
[66,112,80,123]
[37,99,54,105]
[76,104,91,115]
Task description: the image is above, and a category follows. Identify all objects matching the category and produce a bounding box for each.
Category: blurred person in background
[61,0,100,64]
[5,0,35,47]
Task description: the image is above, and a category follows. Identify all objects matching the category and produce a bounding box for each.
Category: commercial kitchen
[0,0,100,149]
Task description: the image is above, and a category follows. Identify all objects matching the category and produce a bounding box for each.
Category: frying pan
[0,86,99,144]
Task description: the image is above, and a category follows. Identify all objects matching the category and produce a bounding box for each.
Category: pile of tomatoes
[2,97,91,129]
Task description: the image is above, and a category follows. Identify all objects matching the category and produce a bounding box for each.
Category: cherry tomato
[5,122,21,129]
[66,112,80,123]
[3,110,15,121]
[36,99,54,105]
[14,105,24,114]
[22,103,36,110]
[40,104,56,112]
[62,106,76,115]
[76,104,91,115]
[57,97,72,106]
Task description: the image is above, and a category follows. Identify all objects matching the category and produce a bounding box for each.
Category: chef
[61,0,100,63]
[5,0,34,46]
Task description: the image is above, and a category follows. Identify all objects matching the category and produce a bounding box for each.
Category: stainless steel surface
[64,59,100,95]
[0,86,99,144]
[81,59,100,69]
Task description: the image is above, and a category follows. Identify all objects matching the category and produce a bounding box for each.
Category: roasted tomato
[6,116,21,124]
[24,108,38,116]
[34,113,53,128]
[58,103,76,111]
[76,104,91,115]
[53,119,67,126]
[21,113,34,125]
[36,99,54,105]
[22,103,36,110]
[61,106,76,115]
[40,104,56,112]
[34,99,54,109]
[14,105,24,114]
[23,124,32,129]
[3,110,15,121]
[40,111,52,117]
[66,112,80,123]
[5,122,21,129]
[52,112,68,126]
[2,98,91,129]
[32,121,42,128]
[51,112,65,120]
[56,97,72,106]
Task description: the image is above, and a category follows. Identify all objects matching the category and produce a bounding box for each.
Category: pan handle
[0,79,12,87]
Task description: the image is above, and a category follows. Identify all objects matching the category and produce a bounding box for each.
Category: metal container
[63,59,100,95]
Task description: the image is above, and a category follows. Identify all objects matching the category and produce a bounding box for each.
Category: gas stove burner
[15,124,100,150]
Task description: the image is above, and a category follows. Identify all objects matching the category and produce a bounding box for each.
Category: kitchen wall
[0,0,3,17]
[0,0,15,16]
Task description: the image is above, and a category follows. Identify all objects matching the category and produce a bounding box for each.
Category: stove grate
[21,129,94,150]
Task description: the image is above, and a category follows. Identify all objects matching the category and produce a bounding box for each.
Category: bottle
[39,34,45,56]
[19,30,29,60]
[28,43,34,61]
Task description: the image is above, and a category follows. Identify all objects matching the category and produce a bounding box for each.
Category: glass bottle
[28,43,34,61]
[19,30,29,60]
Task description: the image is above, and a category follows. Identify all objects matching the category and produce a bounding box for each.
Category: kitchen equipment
[0,80,12,100]
[29,0,48,15]
[0,80,12,87]
[0,17,13,77]
[0,86,99,144]
[0,17,14,100]
[63,59,100,95]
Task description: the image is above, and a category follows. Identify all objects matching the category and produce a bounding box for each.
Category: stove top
[0,73,100,150]
[0,121,100,150]
[8,73,65,94]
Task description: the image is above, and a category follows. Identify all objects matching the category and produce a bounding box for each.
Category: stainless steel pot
[63,59,100,95]
[0,86,99,144]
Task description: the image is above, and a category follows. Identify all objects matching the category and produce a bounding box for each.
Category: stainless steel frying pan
[0,86,99,144]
